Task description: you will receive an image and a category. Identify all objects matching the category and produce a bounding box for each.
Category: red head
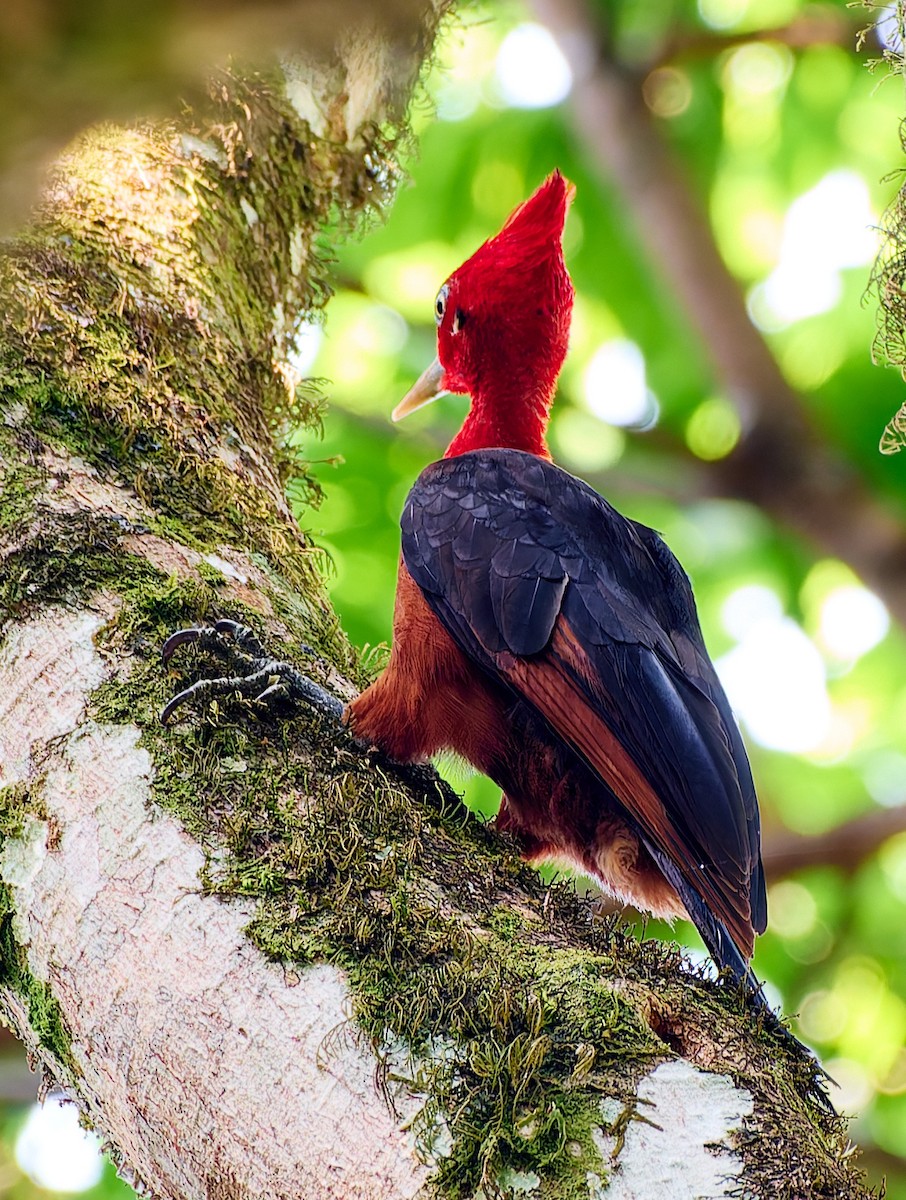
[393,171,575,458]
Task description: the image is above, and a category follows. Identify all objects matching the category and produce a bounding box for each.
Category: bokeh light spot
[494,24,572,109]
[286,321,323,379]
[364,244,458,321]
[818,585,889,661]
[430,20,499,123]
[750,170,878,327]
[15,1097,104,1193]
[642,67,693,119]
[551,407,625,472]
[798,989,847,1044]
[723,42,793,99]
[717,612,830,752]
[582,339,658,429]
[776,324,845,392]
[685,396,741,460]
[769,879,818,938]
[824,1056,874,1113]
[698,0,747,29]
[862,750,906,808]
[720,584,784,641]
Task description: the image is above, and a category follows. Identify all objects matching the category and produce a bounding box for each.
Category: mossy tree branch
[0,12,869,1200]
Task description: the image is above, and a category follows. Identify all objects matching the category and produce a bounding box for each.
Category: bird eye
[434,285,449,326]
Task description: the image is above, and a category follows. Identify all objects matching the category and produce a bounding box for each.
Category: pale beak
[392,357,447,422]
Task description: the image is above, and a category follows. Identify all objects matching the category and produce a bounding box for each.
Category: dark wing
[401,448,766,981]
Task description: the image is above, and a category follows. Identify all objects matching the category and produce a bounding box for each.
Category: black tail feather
[646,842,836,1113]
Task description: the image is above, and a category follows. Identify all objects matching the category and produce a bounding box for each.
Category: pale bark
[0,7,870,1199]
[0,601,757,1200]
[0,609,426,1199]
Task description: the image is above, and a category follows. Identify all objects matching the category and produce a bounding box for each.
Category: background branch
[763,806,906,879]
[652,8,874,70]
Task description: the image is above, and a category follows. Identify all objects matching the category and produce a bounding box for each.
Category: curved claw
[162,620,265,668]
[160,618,345,728]
[212,619,246,635]
[160,682,201,725]
[160,662,279,725]
[253,680,288,705]
[161,627,204,666]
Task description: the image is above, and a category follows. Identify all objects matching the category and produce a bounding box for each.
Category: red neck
[444,382,553,459]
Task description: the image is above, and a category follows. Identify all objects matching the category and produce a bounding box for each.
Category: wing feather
[401,449,767,968]
[503,632,755,957]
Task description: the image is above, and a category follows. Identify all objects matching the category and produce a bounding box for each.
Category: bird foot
[160,619,345,726]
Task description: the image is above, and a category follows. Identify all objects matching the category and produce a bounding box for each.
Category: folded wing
[401,448,766,978]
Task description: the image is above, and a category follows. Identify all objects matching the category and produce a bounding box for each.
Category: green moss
[0,459,358,694]
[0,881,77,1078]
[0,783,47,842]
[0,493,860,1198]
[0,494,212,637]
[0,335,321,598]
[76,565,851,1196]
[0,363,867,1200]
[0,70,392,637]
[85,597,660,1199]
[143,722,649,1197]
[0,426,45,538]
[82,625,852,1200]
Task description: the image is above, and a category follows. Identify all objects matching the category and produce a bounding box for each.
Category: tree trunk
[0,10,871,1199]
